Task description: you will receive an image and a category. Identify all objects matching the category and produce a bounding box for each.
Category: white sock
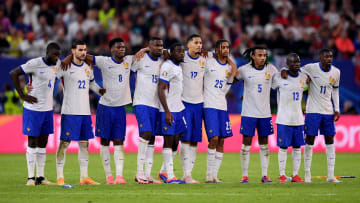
[56,141,69,179]
[180,143,191,177]
[100,145,112,177]
[304,144,313,175]
[241,144,250,177]
[278,148,287,176]
[78,141,89,180]
[160,150,177,174]
[137,138,149,174]
[26,147,36,178]
[260,144,270,177]
[206,148,216,178]
[36,148,46,177]
[114,145,124,177]
[189,146,197,174]
[326,144,335,179]
[144,145,154,178]
[292,148,301,176]
[162,148,174,179]
[213,152,223,179]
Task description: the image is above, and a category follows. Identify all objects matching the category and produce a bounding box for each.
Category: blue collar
[147,52,158,61]
[216,58,228,66]
[42,57,51,66]
[170,59,180,66]
[71,61,84,67]
[253,64,265,71]
[287,70,299,78]
[187,52,199,60]
[111,56,123,64]
[319,63,331,72]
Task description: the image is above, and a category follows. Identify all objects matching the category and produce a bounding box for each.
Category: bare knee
[208,136,219,149]
[216,138,225,152]
[148,135,155,145]
[37,134,49,148]
[324,135,334,145]
[242,135,252,146]
[306,135,315,145]
[141,132,152,141]
[112,139,123,145]
[163,136,174,148]
[28,136,38,148]
[258,136,268,145]
[100,138,110,146]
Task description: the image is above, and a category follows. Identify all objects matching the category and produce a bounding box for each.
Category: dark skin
[279,54,302,150]
[281,51,339,145]
[9,48,60,148]
[242,49,269,146]
[158,45,185,149]
[208,42,236,152]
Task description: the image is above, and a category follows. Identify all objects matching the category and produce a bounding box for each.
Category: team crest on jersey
[265,72,271,80]
[123,62,129,68]
[54,67,58,73]
[199,60,205,67]
[329,76,335,83]
[85,69,90,76]
[225,70,231,77]
[300,80,305,87]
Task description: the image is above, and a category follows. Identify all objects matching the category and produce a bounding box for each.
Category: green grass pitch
[0,153,359,202]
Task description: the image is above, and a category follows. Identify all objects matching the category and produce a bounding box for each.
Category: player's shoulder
[25,57,43,67]
[266,63,278,72]
[331,65,340,74]
[238,62,251,69]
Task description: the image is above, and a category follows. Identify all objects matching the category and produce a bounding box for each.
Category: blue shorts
[156,111,187,136]
[180,102,203,142]
[204,108,233,139]
[134,105,159,136]
[95,104,126,140]
[305,113,336,136]
[60,115,94,141]
[22,107,53,137]
[277,124,305,147]
[240,116,274,137]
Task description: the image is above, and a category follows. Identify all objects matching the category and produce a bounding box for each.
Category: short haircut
[170,42,183,54]
[109,38,124,49]
[319,48,332,56]
[150,36,162,42]
[46,42,60,52]
[71,40,86,49]
[186,34,201,44]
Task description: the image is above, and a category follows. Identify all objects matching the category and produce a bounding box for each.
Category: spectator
[54,28,71,57]
[33,15,52,38]
[324,3,340,28]
[335,30,355,59]
[19,32,39,58]
[68,14,87,40]
[98,0,115,30]
[304,4,322,30]
[6,27,23,57]
[0,7,11,33]
[62,3,77,26]
[37,2,55,26]
[246,15,263,39]
[13,14,31,34]
[21,0,40,29]
[0,30,10,54]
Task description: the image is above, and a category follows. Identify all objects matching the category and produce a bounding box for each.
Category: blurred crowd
[1,0,360,115]
[0,0,359,59]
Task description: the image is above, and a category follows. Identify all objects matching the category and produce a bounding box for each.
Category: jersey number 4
[78,80,86,89]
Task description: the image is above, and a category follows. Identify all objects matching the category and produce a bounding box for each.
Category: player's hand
[60,55,73,70]
[227,58,239,77]
[306,76,311,84]
[99,88,106,96]
[134,47,149,61]
[26,84,34,93]
[281,69,288,79]
[165,111,174,126]
[20,94,38,104]
[334,112,340,122]
[84,58,94,70]
[201,50,208,58]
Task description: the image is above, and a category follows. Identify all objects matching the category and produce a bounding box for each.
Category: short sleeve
[236,66,244,80]
[300,64,311,75]
[159,63,173,84]
[131,60,140,72]
[94,56,106,69]
[20,58,39,74]
[271,73,280,89]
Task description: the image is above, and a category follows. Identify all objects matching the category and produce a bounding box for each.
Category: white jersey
[159,60,185,112]
[56,62,94,115]
[181,51,208,104]
[301,62,340,114]
[94,55,132,107]
[236,63,278,118]
[272,71,308,125]
[203,57,233,111]
[131,53,163,109]
[20,57,59,111]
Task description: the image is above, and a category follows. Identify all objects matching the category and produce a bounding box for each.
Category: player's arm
[61,54,94,70]
[227,57,239,77]
[89,79,106,96]
[131,47,150,62]
[158,80,173,126]
[9,67,38,104]
[332,76,340,122]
